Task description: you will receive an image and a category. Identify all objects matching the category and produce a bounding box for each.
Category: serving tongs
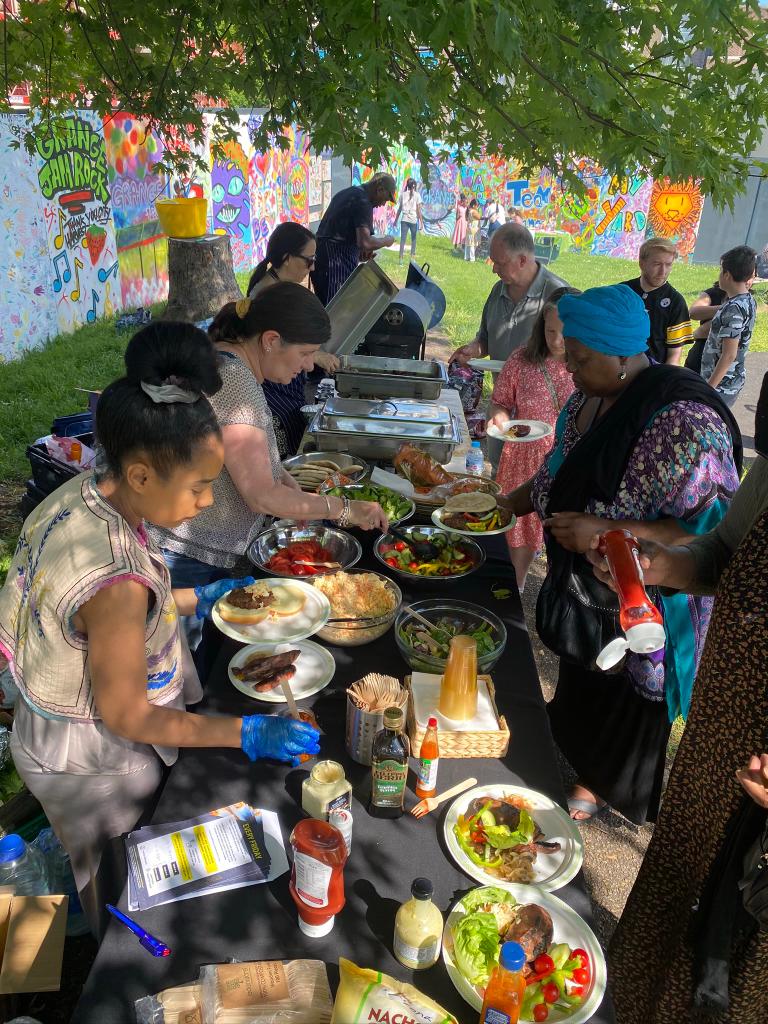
[387,524,441,560]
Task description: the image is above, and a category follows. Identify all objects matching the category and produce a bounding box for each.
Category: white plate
[444,784,584,893]
[468,359,506,373]
[227,640,335,702]
[443,885,606,1020]
[212,579,331,644]
[487,419,554,443]
[431,507,517,538]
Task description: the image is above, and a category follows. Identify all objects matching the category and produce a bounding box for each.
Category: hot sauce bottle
[415,717,440,799]
[596,529,665,671]
[288,818,347,938]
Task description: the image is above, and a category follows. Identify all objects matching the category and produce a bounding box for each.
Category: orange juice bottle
[479,941,526,1024]
[438,635,478,721]
[414,717,440,799]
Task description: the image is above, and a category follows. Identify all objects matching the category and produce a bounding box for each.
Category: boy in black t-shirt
[622,238,693,364]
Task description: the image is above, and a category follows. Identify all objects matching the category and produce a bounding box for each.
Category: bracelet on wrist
[336,496,351,528]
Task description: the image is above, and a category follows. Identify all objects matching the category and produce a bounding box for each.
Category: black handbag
[535,542,623,669]
[740,809,768,929]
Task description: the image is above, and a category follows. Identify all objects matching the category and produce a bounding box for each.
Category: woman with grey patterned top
[150,284,387,646]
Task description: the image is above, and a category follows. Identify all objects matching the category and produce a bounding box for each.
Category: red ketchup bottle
[596,529,665,671]
[289,818,347,938]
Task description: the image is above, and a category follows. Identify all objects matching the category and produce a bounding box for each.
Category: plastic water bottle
[32,828,89,935]
[465,440,484,476]
[0,834,50,896]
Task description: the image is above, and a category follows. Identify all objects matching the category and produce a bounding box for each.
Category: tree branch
[156,9,186,109]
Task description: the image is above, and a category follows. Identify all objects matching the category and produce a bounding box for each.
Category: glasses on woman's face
[293,253,316,269]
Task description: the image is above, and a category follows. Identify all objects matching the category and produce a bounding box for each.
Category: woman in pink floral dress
[489,287,578,591]
[452,193,468,249]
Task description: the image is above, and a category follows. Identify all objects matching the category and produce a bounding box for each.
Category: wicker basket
[410,473,501,523]
[404,674,510,758]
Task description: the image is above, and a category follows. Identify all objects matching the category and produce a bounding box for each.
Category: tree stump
[163,234,242,322]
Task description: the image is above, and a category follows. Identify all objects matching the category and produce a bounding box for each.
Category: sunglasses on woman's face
[294,253,316,268]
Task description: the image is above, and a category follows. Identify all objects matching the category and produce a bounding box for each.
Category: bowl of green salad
[395,599,507,674]
[321,481,415,527]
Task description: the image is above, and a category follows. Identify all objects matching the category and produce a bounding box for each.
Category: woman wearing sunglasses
[247,222,340,456]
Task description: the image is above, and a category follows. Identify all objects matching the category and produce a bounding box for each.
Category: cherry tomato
[572,967,590,985]
[541,982,559,1004]
[571,949,590,969]
[408,561,419,570]
[533,1005,549,1022]
[386,557,398,567]
[394,541,407,552]
[570,986,584,998]
[533,954,555,976]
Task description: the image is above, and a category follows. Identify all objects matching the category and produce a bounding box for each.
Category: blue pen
[106,904,171,957]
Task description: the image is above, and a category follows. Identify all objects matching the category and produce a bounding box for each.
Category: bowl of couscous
[312,569,402,646]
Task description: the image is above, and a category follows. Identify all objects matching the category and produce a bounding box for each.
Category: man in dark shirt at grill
[311,173,397,305]
[622,238,693,364]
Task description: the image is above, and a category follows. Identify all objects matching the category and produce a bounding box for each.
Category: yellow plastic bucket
[155,196,208,238]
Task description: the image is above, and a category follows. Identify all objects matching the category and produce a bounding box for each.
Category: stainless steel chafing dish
[307,397,462,463]
[335,355,449,401]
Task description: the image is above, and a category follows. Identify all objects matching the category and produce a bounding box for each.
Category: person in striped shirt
[622,238,693,364]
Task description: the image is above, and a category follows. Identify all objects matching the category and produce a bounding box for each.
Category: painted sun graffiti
[211,140,251,238]
[647,178,704,256]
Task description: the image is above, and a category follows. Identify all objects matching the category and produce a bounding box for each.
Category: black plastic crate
[26,433,93,496]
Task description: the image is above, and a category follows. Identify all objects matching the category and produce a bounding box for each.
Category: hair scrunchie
[235,297,251,319]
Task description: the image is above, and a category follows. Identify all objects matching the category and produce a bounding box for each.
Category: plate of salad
[443,885,606,1021]
[444,784,584,892]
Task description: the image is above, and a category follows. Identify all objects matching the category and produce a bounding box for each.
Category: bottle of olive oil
[369,706,410,818]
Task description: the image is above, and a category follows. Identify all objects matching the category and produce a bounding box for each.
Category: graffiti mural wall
[357,147,704,260]
[103,114,167,310]
[0,114,58,360]
[33,111,121,334]
[1,109,334,358]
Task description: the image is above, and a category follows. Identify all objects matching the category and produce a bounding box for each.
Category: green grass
[377,235,768,353]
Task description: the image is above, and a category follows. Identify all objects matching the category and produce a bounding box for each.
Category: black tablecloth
[74,545,615,1023]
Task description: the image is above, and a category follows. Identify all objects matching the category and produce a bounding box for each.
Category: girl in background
[489,287,578,592]
[464,199,481,262]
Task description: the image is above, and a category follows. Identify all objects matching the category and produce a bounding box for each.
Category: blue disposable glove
[241,714,321,766]
[194,577,255,620]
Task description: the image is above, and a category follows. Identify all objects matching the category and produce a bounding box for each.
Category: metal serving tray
[335,355,448,401]
[307,397,461,463]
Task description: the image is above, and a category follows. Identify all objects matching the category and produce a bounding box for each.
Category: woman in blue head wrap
[498,284,741,825]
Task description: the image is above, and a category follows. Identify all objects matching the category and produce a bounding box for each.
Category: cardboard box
[0,894,67,993]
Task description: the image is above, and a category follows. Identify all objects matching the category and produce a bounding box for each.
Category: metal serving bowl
[319,482,416,528]
[313,569,402,647]
[281,451,369,492]
[373,525,485,583]
[248,523,362,578]
[394,598,507,673]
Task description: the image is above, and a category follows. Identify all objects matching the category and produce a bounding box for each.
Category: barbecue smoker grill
[358,260,446,361]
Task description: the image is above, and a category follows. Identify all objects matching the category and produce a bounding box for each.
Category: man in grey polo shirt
[449,224,569,468]
[450,223,570,366]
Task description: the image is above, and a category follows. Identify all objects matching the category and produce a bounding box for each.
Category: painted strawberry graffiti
[84,225,106,265]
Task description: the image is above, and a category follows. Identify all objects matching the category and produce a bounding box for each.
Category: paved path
[733,351,766,459]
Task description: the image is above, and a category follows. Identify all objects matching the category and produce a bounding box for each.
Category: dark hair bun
[124,321,222,396]
[96,321,223,480]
